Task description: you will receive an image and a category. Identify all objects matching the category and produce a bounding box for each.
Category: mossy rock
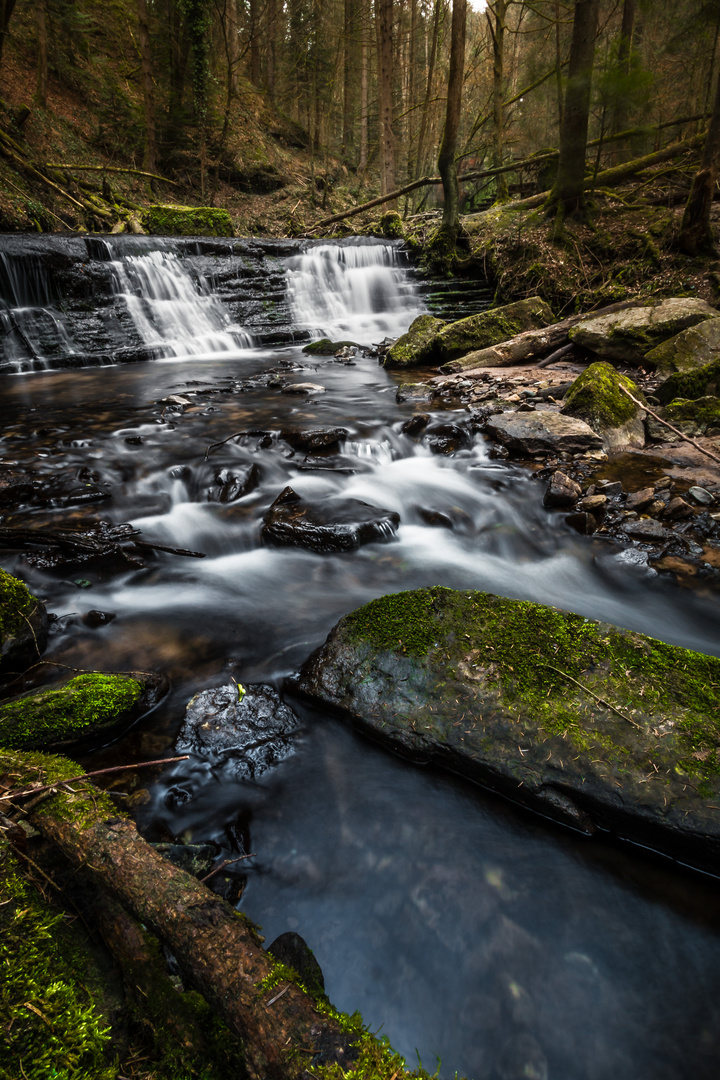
[644,317,720,375]
[0,670,169,751]
[142,204,234,237]
[569,298,720,364]
[0,568,47,677]
[660,396,720,437]
[656,356,720,405]
[379,211,405,239]
[435,296,553,367]
[382,314,445,368]
[297,586,720,873]
[0,839,115,1080]
[302,338,359,355]
[561,362,646,451]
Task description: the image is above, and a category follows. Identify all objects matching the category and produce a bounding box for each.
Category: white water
[285,239,425,341]
[110,249,254,357]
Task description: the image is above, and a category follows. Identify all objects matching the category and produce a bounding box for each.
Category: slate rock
[261,486,400,553]
[176,682,297,779]
[485,412,603,455]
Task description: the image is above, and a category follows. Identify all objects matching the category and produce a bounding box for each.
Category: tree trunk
[610,0,635,163]
[415,0,441,179]
[378,0,396,201]
[554,0,563,129]
[359,5,368,174]
[2,750,357,1080]
[136,0,157,176]
[437,0,467,233]
[227,0,240,95]
[680,68,720,255]
[249,0,262,87]
[343,0,357,157]
[489,0,508,200]
[0,0,17,73]
[546,0,600,222]
[34,0,47,108]
[266,0,278,99]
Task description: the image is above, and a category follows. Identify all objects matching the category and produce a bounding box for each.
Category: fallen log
[1,749,357,1080]
[433,299,642,378]
[46,162,179,185]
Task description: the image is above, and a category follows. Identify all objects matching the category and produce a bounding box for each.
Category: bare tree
[680,67,720,254]
[137,0,157,175]
[437,0,467,234]
[34,0,47,108]
[378,0,396,200]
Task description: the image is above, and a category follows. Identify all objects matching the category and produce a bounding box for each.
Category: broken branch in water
[7,756,190,801]
[199,853,257,882]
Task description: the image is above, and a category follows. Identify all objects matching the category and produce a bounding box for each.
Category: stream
[2,235,720,1080]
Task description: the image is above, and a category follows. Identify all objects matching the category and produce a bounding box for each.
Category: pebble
[625,487,656,512]
[688,485,715,506]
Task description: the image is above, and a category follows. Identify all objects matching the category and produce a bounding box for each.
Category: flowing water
[2,235,720,1080]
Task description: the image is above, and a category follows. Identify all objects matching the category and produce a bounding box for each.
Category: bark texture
[437,0,467,231]
[680,68,720,255]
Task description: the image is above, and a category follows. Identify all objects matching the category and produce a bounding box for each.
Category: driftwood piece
[433,300,642,379]
[2,750,357,1080]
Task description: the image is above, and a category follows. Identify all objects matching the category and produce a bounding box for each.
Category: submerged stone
[296,586,720,873]
[561,362,646,451]
[0,568,48,677]
[436,296,554,368]
[569,299,720,364]
[261,486,400,553]
[382,314,445,368]
[176,682,297,780]
[0,671,168,751]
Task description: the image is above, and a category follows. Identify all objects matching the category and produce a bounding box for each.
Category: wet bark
[3,751,357,1080]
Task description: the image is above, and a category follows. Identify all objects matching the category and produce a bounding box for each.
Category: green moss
[383,314,445,368]
[379,212,405,239]
[302,338,359,355]
[0,568,38,649]
[656,357,720,405]
[664,396,720,426]
[0,842,114,1080]
[435,297,553,364]
[142,204,234,237]
[562,361,641,429]
[0,673,143,750]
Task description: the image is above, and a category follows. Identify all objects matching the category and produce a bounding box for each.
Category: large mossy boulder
[0,671,169,751]
[569,298,720,364]
[644,317,720,375]
[297,587,720,873]
[561,362,646,451]
[0,568,47,677]
[142,204,234,237]
[434,296,554,368]
[382,314,445,368]
[656,355,720,405]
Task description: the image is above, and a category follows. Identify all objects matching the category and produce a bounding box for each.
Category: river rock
[267,931,326,999]
[0,670,168,751]
[281,427,348,453]
[296,586,720,873]
[644,316,720,374]
[543,471,581,508]
[0,568,48,678]
[561,362,646,451]
[176,683,297,779]
[485,412,603,455]
[663,496,694,521]
[396,382,435,403]
[656,356,720,405]
[382,314,445,368]
[207,464,260,503]
[622,518,670,542]
[436,297,554,369]
[625,487,655,512]
[569,299,720,364]
[664,397,720,437]
[261,486,400,552]
[302,338,359,356]
[142,205,234,237]
[281,382,326,395]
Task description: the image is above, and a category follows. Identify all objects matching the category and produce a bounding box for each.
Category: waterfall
[285,238,425,342]
[0,252,75,372]
[108,249,254,358]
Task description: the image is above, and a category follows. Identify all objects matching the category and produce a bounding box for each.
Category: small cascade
[108,249,254,358]
[285,238,425,342]
[0,251,76,372]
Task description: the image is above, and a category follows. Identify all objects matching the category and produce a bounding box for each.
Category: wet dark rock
[396,382,435,404]
[261,486,400,553]
[663,497,694,522]
[281,382,326,395]
[175,683,298,779]
[625,487,655,512]
[207,464,260,503]
[296,586,720,874]
[280,428,348,453]
[577,494,607,514]
[596,479,622,497]
[81,609,117,629]
[417,507,454,529]
[424,423,471,454]
[400,413,430,436]
[267,931,325,999]
[623,518,669,542]
[486,413,603,456]
[543,471,581,509]
[565,511,597,535]
[153,842,217,879]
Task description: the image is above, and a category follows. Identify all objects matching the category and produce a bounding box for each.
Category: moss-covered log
[0,750,356,1080]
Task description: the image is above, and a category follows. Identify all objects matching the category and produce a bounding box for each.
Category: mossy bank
[296,587,720,873]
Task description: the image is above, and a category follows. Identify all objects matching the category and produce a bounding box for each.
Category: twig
[619,384,720,465]
[204,430,248,459]
[132,539,206,559]
[538,663,642,729]
[537,343,576,368]
[7,756,190,801]
[199,853,256,883]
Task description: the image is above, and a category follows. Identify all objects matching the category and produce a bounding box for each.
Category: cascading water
[2,234,720,1080]
[285,238,425,340]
